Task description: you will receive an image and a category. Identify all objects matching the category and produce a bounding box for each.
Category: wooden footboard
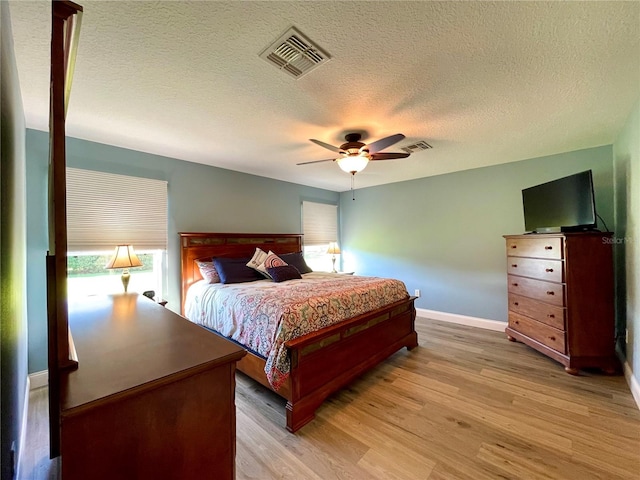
[283,295,417,432]
[234,296,416,432]
[180,232,418,432]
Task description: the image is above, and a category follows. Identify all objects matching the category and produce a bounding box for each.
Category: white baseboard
[19,371,47,476]
[29,370,48,390]
[17,376,30,479]
[623,361,640,410]
[416,308,506,332]
[616,348,640,411]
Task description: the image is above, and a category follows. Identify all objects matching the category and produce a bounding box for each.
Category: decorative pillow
[256,251,288,278]
[246,248,270,278]
[264,251,288,268]
[213,256,264,284]
[195,259,220,284]
[267,265,302,283]
[279,252,313,274]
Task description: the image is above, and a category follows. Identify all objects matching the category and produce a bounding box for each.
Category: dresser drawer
[509,312,566,353]
[507,257,564,283]
[507,275,565,307]
[506,237,563,259]
[508,293,565,330]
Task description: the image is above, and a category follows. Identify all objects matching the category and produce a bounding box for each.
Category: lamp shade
[105,245,143,269]
[336,155,369,174]
[327,242,341,255]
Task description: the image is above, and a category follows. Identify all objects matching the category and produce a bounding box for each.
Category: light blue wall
[613,99,640,390]
[1,2,29,476]
[26,129,338,372]
[25,130,48,375]
[339,146,614,322]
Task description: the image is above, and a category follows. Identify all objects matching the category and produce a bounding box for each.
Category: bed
[180,232,418,432]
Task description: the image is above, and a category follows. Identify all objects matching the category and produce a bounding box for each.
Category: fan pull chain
[351,173,356,200]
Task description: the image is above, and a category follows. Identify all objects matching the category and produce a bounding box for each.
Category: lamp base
[121,269,130,293]
[331,256,337,273]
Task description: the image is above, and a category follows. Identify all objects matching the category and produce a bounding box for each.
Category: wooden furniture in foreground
[179,232,418,432]
[60,294,246,479]
[504,232,617,374]
[47,0,83,458]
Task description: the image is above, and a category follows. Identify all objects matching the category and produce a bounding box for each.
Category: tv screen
[522,170,597,233]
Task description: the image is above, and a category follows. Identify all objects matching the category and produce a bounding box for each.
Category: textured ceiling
[9,1,640,192]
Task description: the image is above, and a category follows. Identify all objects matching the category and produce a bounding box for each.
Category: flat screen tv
[522,170,597,233]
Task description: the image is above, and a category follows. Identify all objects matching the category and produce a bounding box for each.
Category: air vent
[260,27,331,79]
[401,141,433,154]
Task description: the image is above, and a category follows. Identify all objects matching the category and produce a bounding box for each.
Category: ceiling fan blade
[296,158,335,166]
[370,152,410,161]
[365,133,405,154]
[309,139,343,153]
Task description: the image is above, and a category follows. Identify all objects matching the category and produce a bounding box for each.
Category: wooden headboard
[179,232,303,314]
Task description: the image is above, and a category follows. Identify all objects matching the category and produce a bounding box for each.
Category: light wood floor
[20,318,640,480]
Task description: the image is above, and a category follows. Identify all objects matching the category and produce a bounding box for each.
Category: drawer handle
[511,245,517,249]
[515,320,520,325]
[547,314,555,318]
[549,336,556,341]
[512,283,519,287]
[546,291,555,296]
[513,302,519,306]
[545,268,553,272]
[545,246,553,250]
[511,264,518,268]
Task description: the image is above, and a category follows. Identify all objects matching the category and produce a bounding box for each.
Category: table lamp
[327,242,341,273]
[105,245,143,293]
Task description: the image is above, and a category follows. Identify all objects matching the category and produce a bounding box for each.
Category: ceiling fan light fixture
[336,154,369,174]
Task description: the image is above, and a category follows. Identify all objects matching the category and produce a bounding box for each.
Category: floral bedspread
[184,272,409,390]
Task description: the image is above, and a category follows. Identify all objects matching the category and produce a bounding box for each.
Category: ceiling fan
[297,133,410,175]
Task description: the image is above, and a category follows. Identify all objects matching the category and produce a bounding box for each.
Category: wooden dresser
[504,232,617,374]
[60,294,246,479]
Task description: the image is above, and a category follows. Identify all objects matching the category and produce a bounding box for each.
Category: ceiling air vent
[260,27,331,79]
[401,141,433,154]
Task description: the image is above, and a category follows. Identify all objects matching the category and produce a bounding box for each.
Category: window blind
[302,201,338,246]
[66,168,168,252]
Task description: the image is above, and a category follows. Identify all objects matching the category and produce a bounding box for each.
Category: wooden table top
[60,293,246,415]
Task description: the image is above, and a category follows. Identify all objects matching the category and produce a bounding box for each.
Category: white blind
[66,168,168,252]
[302,201,338,246]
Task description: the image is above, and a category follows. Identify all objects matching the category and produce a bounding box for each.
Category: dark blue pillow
[278,252,313,274]
[213,256,264,284]
[267,265,302,283]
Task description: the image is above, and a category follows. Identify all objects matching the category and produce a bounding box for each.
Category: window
[302,201,338,272]
[67,251,162,299]
[66,168,168,300]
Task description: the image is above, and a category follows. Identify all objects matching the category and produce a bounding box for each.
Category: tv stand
[504,232,617,374]
[533,226,563,234]
[532,226,600,234]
